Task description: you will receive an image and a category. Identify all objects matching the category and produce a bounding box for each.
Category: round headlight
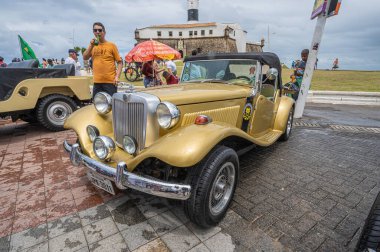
[94,92,112,114]
[86,125,99,142]
[93,136,115,160]
[156,102,180,129]
[123,135,137,154]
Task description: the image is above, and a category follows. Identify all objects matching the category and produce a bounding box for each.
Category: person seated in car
[163,71,179,85]
[189,50,202,80]
[249,66,256,83]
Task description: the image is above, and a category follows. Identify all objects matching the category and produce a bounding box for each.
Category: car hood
[142,83,251,105]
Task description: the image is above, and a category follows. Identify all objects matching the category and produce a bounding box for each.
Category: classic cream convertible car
[64,52,295,227]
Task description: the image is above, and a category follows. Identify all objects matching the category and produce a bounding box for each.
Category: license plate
[87,171,115,195]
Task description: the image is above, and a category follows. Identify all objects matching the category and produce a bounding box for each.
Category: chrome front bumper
[63,140,191,200]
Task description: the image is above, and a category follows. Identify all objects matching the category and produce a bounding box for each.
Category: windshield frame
[180,59,260,86]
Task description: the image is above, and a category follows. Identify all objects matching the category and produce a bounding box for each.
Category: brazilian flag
[18,35,37,60]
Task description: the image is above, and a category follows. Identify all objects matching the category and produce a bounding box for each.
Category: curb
[306,91,380,106]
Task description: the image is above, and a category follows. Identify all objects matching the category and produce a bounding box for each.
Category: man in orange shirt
[83,22,122,98]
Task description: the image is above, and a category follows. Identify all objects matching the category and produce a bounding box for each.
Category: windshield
[181,59,258,85]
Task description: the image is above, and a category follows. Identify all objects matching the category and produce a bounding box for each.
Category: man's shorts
[93,83,117,99]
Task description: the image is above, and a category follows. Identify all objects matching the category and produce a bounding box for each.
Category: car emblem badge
[242,103,253,121]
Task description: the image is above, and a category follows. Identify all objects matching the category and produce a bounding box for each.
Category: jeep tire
[356,192,380,251]
[184,146,239,228]
[37,94,77,131]
[279,106,294,141]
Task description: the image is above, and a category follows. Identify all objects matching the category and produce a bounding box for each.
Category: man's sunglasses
[93,29,103,32]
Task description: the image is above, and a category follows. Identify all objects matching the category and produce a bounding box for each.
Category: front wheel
[36,94,77,131]
[184,146,239,228]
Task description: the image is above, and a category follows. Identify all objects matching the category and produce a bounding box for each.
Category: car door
[249,64,277,136]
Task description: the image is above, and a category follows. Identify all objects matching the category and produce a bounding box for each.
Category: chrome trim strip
[63,140,191,200]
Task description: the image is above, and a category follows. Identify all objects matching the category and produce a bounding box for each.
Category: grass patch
[282,69,380,92]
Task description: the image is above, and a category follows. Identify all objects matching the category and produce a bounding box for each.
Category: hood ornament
[123,93,132,102]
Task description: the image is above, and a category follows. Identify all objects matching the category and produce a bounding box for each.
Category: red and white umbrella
[125,40,181,63]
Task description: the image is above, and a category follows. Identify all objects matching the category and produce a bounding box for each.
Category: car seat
[53,64,75,76]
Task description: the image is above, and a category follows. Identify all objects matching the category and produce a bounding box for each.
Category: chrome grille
[113,98,146,151]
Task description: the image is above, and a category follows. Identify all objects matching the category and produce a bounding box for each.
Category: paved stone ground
[0,104,379,251]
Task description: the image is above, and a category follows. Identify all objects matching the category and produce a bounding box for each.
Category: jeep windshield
[181,59,258,86]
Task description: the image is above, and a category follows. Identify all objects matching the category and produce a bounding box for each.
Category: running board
[253,130,283,146]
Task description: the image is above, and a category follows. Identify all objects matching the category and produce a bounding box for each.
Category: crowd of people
[41,58,65,68]
[1,21,179,92]
[4,22,341,95]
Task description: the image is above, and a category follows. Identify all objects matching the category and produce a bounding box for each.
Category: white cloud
[0,0,379,70]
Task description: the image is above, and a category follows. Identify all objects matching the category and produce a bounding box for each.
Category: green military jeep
[0,59,92,131]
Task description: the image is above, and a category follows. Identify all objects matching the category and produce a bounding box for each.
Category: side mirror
[266,68,278,80]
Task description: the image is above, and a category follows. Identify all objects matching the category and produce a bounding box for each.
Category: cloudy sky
[0,0,379,70]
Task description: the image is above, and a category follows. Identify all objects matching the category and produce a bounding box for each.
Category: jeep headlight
[156,102,180,129]
[93,136,115,160]
[123,135,137,154]
[94,92,112,114]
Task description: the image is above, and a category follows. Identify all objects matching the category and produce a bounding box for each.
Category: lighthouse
[187,0,199,24]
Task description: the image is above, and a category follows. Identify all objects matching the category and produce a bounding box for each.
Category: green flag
[18,35,37,60]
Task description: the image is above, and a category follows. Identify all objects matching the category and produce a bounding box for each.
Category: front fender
[64,107,252,170]
[134,122,251,168]
[64,105,113,156]
[273,96,295,132]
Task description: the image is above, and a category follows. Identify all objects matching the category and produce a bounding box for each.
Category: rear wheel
[184,146,239,228]
[356,192,380,252]
[36,94,77,131]
[124,67,138,82]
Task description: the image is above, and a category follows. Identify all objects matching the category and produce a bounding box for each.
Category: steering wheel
[236,76,251,81]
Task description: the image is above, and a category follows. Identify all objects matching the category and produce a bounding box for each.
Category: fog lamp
[93,136,115,160]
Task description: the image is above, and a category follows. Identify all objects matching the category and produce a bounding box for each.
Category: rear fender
[273,96,295,132]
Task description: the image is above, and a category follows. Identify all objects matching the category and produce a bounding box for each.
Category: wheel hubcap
[286,110,293,135]
[47,102,73,126]
[209,162,235,216]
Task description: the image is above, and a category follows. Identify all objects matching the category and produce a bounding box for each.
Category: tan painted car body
[65,82,294,172]
[0,76,92,113]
